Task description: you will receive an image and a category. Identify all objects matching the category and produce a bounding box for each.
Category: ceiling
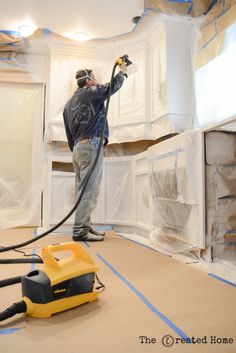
[0,1,233,44]
[0,0,144,40]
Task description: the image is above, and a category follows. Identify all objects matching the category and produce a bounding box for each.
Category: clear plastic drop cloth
[98,131,203,255]
[205,131,236,266]
[50,173,75,225]
[114,49,145,127]
[148,130,202,255]
[0,82,44,228]
[195,21,236,127]
[135,173,151,228]
[105,158,135,224]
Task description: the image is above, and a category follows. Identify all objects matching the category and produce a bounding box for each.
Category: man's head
[75,69,97,88]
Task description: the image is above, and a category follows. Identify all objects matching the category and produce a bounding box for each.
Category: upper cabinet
[149,20,194,139]
[110,18,194,143]
[109,41,148,143]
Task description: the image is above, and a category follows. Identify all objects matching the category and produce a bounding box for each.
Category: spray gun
[115,54,132,78]
[115,54,132,67]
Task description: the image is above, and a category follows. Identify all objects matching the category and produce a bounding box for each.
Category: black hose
[0,301,27,321]
[0,63,119,254]
[0,276,22,288]
[0,258,43,264]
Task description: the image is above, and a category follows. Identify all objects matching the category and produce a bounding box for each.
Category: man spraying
[63,63,128,241]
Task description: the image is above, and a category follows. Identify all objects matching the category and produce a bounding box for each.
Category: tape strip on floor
[96,253,191,341]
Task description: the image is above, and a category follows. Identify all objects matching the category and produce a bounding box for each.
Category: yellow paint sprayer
[0,242,104,321]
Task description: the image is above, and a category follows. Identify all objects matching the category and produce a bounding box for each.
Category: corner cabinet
[149,20,194,138]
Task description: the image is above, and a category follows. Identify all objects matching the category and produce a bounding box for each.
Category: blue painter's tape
[187,2,193,14]
[43,28,51,37]
[0,42,18,46]
[166,0,191,3]
[0,30,20,36]
[152,148,185,162]
[117,233,172,257]
[83,241,90,248]
[95,225,113,231]
[204,0,218,15]
[216,242,236,246]
[208,273,236,288]
[0,328,23,335]
[144,7,161,13]
[96,253,190,340]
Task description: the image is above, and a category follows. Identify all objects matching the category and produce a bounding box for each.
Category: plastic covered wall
[205,131,236,265]
[0,82,44,228]
[194,13,236,127]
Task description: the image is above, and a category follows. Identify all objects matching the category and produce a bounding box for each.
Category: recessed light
[18,25,37,37]
[71,32,90,41]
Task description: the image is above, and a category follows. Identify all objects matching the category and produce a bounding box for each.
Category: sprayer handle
[41,242,95,269]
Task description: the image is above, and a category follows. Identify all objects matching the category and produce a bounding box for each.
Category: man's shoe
[73,232,104,242]
[90,228,105,236]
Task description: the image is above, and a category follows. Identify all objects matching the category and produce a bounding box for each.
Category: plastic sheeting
[148,130,202,254]
[145,0,234,18]
[50,172,75,224]
[194,4,236,69]
[100,131,202,254]
[113,47,146,127]
[0,31,25,52]
[47,129,236,267]
[105,157,135,224]
[194,20,236,127]
[205,131,236,265]
[0,82,44,228]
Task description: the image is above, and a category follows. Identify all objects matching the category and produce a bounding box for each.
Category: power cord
[0,246,43,264]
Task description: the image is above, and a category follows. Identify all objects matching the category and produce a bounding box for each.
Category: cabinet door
[105,157,135,224]
[113,42,147,127]
[149,23,168,123]
[134,153,151,229]
[0,82,44,227]
[50,172,75,225]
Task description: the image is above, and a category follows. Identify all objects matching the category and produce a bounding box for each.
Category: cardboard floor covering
[0,228,235,353]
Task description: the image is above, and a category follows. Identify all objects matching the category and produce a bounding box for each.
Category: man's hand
[119,63,128,75]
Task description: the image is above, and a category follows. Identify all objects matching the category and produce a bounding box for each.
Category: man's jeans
[72,137,104,235]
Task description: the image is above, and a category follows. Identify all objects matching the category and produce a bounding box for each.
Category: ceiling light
[69,32,91,41]
[18,25,37,37]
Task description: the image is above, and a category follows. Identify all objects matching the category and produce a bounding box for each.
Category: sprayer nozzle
[115,54,132,66]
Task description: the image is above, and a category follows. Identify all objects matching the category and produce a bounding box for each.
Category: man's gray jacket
[63,72,125,151]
